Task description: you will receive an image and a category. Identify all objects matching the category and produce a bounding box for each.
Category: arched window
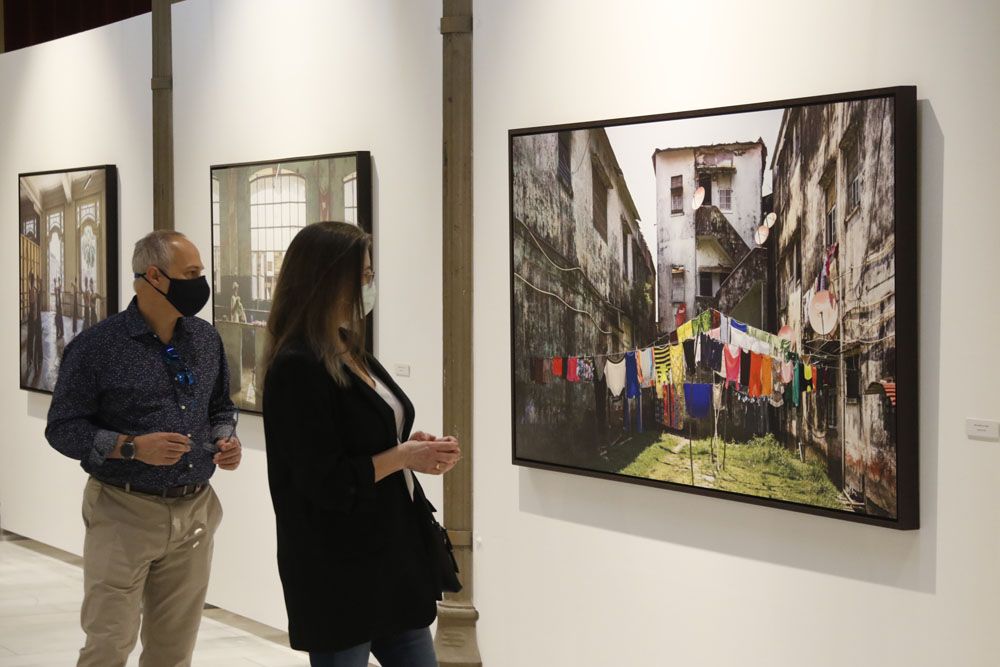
[77,202,99,292]
[343,171,358,224]
[47,211,64,303]
[212,177,221,293]
[249,169,307,301]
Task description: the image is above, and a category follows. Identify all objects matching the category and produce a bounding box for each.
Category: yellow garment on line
[677,321,694,342]
[653,345,671,399]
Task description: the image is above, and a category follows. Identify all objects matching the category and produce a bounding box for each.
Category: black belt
[98,478,207,498]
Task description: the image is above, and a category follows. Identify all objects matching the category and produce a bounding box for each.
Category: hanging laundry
[748,353,763,398]
[731,319,749,333]
[731,327,755,352]
[594,374,608,429]
[791,361,801,406]
[684,383,713,420]
[701,335,724,374]
[781,360,794,384]
[812,365,819,392]
[711,309,721,329]
[683,338,697,374]
[669,344,685,385]
[677,320,694,343]
[595,355,606,381]
[708,327,721,341]
[639,347,656,388]
[578,356,595,383]
[740,349,752,388]
[566,357,580,383]
[724,344,742,388]
[530,357,547,384]
[802,364,814,394]
[604,357,626,397]
[654,345,671,398]
[713,383,725,411]
[720,315,732,344]
[760,355,774,397]
[551,357,564,379]
[625,351,641,399]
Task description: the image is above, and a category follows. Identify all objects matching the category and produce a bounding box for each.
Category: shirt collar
[124,297,186,341]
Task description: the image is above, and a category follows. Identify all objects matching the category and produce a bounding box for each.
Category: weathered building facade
[512,128,656,465]
[771,98,897,517]
[654,141,766,332]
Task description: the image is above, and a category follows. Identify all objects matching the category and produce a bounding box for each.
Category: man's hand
[214,436,242,471]
[134,433,191,466]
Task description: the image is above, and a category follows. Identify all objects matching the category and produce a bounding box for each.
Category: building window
[670,175,683,214]
[621,218,632,281]
[845,354,861,402]
[671,269,685,301]
[793,232,802,283]
[23,217,38,240]
[825,178,837,247]
[212,178,221,294]
[846,141,861,213]
[592,166,608,241]
[343,172,358,224]
[249,169,307,301]
[557,132,573,191]
[717,173,733,211]
[698,272,714,298]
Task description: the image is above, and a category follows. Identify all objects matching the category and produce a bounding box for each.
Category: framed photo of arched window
[17,165,120,394]
[209,152,373,413]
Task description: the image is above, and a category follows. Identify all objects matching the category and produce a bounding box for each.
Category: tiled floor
[0,536,310,666]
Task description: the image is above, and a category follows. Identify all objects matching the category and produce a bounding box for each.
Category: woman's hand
[400,437,461,475]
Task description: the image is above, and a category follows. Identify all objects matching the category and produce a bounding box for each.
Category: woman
[262,221,461,666]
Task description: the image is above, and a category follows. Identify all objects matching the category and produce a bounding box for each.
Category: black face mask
[140,268,211,317]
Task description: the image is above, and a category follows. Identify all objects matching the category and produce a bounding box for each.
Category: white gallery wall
[472,1,1000,666]
[0,0,444,633]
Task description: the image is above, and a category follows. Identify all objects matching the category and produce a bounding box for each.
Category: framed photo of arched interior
[18,165,120,394]
[210,151,373,414]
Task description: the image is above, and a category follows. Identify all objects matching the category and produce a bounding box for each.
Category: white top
[371,374,415,500]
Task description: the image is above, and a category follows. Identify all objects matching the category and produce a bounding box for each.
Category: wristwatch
[121,436,137,461]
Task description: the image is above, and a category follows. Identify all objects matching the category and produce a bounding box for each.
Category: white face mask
[362,282,377,317]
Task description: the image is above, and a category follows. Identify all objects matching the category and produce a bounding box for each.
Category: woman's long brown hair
[264,221,371,386]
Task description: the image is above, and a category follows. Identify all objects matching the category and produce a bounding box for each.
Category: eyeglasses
[362,269,375,286]
[162,344,196,386]
[202,406,240,454]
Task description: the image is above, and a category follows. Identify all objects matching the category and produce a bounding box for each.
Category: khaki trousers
[77,477,223,667]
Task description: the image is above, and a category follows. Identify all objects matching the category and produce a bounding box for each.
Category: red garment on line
[749,353,763,397]
[566,357,579,382]
[551,357,563,378]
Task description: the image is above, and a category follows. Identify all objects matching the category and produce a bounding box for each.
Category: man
[54,277,65,341]
[46,230,242,667]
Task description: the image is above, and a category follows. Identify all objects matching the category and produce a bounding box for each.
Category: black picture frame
[18,164,120,395]
[509,86,918,530]
[209,151,373,414]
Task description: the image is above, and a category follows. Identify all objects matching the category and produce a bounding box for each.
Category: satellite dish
[754,224,770,245]
[808,290,839,335]
[777,324,793,340]
[692,186,705,209]
[764,212,777,228]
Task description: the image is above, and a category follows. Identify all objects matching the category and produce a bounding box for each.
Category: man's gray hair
[132,230,186,276]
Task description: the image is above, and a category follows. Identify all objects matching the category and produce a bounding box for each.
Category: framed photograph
[509,87,917,529]
[210,151,373,413]
[18,165,119,394]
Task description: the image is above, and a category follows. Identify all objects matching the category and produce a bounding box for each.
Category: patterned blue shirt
[46,297,236,490]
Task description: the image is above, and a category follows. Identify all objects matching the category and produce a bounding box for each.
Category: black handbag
[414,485,462,594]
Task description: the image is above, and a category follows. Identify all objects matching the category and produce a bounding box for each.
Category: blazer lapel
[366,356,415,440]
[350,371,398,440]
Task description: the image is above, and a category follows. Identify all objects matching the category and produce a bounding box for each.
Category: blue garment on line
[730,319,748,333]
[625,351,641,399]
[683,383,713,420]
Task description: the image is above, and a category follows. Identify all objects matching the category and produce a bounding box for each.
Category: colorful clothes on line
[578,357,595,382]
[791,361,801,406]
[605,357,626,397]
[677,320,695,343]
[551,357,564,378]
[720,315,732,344]
[530,357,547,384]
[625,351,641,399]
[760,356,774,397]
[683,338,697,374]
[731,319,748,333]
[713,383,724,410]
[781,360,794,384]
[740,350,752,388]
[669,344,686,387]
[639,347,656,388]
[724,344,742,387]
[802,363,814,394]
[748,353,762,397]
[566,357,579,382]
[684,383,713,420]
[663,383,683,430]
[654,345,671,398]
[730,328,755,352]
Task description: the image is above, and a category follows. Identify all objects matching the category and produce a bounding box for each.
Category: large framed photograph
[19,165,119,394]
[509,87,917,529]
[211,151,373,413]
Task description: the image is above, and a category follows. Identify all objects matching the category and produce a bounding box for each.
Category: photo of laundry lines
[511,95,901,519]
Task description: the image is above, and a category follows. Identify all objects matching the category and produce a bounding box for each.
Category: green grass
[619,432,843,509]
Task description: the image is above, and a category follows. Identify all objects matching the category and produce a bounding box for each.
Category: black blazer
[262,343,438,652]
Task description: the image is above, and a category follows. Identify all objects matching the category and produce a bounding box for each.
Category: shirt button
[188,464,194,470]
[180,405,187,411]
[187,433,192,438]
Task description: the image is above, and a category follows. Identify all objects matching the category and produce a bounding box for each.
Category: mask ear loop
[135,268,171,298]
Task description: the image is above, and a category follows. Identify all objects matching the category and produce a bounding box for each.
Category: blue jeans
[309,626,437,667]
